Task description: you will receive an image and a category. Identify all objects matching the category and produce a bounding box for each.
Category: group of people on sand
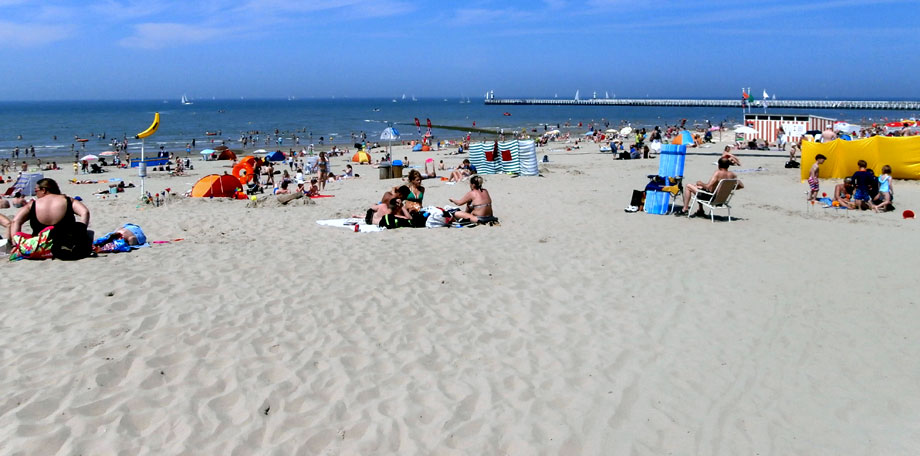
[366,168,494,229]
[673,146,899,217]
[1,178,146,260]
[809,156,894,212]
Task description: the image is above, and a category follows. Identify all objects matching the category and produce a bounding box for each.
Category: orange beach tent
[191,174,243,198]
[217,150,237,161]
[352,150,371,163]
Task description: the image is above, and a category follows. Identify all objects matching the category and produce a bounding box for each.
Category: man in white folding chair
[678,157,744,216]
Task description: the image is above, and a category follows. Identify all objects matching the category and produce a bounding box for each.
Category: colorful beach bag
[9,227,54,261]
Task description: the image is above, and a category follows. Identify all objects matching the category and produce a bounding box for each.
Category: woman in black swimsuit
[9,178,91,259]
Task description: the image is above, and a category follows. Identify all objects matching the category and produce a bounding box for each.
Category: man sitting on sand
[677,157,743,216]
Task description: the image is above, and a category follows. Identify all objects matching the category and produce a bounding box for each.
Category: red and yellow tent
[191,174,243,198]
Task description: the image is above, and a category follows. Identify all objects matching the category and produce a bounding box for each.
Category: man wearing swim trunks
[678,157,743,216]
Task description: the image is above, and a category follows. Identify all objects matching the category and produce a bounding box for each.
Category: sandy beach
[2,136,919,455]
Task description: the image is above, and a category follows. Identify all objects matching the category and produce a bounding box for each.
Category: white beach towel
[316,218,386,232]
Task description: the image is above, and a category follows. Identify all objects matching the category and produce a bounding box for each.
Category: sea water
[1,98,917,160]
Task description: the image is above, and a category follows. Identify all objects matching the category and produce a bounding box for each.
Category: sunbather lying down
[93,223,147,253]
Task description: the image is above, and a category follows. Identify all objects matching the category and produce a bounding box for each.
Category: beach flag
[414,117,421,136]
[741,89,749,109]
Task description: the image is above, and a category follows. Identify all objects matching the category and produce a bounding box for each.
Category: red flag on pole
[426,118,432,128]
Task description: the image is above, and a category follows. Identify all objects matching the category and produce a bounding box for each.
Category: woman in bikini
[405,170,425,212]
[449,175,492,223]
[316,151,329,191]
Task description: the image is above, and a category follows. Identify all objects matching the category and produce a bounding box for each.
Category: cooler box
[644,190,670,215]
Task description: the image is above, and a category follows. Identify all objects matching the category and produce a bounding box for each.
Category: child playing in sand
[306,178,319,196]
[807,154,826,202]
[874,165,893,211]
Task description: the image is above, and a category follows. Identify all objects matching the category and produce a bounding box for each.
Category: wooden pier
[484,98,920,110]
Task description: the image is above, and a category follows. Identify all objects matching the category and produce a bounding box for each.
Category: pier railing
[484,99,920,110]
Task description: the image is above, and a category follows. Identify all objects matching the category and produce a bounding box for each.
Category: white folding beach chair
[688,179,739,222]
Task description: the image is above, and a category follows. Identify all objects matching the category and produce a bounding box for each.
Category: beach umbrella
[380,127,399,141]
[545,129,560,135]
[214,145,229,151]
[99,151,117,156]
[671,130,695,145]
[708,126,721,131]
[605,129,617,133]
[583,131,594,136]
[734,126,758,134]
[253,149,267,154]
[381,127,400,155]
[619,127,633,136]
[200,149,215,155]
[80,154,99,161]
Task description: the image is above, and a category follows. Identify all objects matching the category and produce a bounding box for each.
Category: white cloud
[0,21,73,47]
[118,23,227,49]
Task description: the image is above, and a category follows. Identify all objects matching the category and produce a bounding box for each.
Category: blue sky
[0,0,916,101]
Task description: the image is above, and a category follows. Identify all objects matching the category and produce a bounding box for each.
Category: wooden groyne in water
[484,99,920,110]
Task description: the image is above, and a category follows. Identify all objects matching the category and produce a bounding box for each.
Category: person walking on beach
[317,152,330,191]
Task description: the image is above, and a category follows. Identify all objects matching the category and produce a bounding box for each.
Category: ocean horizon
[2,97,918,161]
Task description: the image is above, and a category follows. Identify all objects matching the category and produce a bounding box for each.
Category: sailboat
[575,90,580,101]
[181,94,192,105]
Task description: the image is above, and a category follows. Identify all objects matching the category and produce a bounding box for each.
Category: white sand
[2,139,919,455]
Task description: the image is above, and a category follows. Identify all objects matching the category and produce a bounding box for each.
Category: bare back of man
[679,158,743,215]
